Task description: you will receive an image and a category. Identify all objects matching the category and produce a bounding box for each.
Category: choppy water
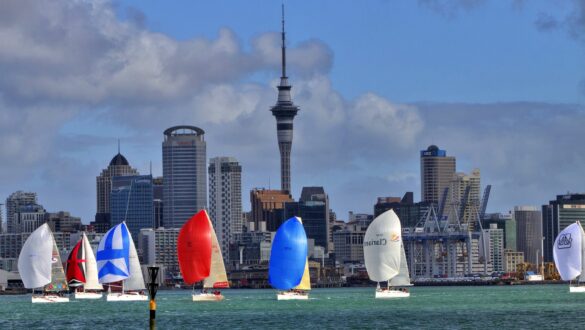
[0,285,582,329]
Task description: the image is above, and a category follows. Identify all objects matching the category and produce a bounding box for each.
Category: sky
[0,0,584,224]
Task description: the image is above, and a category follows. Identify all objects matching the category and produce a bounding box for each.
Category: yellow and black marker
[147,266,160,329]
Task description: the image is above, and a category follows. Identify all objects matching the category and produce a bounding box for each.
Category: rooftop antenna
[281,2,286,78]
[269,176,271,190]
[117,138,121,154]
[149,161,152,176]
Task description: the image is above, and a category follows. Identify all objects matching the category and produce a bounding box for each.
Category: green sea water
[0,285,582,329]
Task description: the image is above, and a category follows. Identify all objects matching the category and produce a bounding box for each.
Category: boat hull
[277,291,309,300]
[106,292,148,302]
[74,291,103,299]
[32,295,70,303]
[569,286,585,293]
[375,289,410,299]
[192,293,225,302]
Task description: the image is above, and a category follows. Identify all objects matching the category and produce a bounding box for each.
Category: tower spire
[281,3,286,78]
[117,139,120,154]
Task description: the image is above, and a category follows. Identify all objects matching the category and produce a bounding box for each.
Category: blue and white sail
[96,223,130,284]
[269,217,308,290]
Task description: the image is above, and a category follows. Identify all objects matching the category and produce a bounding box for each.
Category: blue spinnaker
[96,222,131,284]
[269,217,308,290]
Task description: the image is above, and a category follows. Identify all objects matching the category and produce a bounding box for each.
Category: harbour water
[0,285,582,329]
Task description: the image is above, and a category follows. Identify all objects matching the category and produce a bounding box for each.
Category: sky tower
[270,5,300,194]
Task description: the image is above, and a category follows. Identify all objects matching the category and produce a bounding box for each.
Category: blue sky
[0,0,584,225]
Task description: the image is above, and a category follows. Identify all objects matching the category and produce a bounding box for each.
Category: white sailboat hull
[375,289,410,299]
[192,293,225,302]
[32,294,70,303]
[74,291,103,299]
[277,291,309,300]
[569,286,585,293]
[106,292,148,301]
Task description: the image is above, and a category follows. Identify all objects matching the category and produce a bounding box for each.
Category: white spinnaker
[554,222,583,281]
[18,223,53,289]
[125,230,145,291]
[364,209,402,282]
[82,233,103,290]
[389,241,411,286]
[203,219,229,289]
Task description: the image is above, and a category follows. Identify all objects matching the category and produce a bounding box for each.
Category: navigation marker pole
[147,266,160,329]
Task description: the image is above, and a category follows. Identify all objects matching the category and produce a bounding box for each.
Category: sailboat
[178,210,229,302]
[553,221,585,293]
[269,216,311,300]
[66,233,103,299]
[96,222,147,301]
[18,223,70,303]
[364,209,411,299]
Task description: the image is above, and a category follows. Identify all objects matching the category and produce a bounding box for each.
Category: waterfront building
[542,194,585,262]
[138,227,180,273]
[229,231,273,268]
[284,187,330,252]
[110,175,154,239]
[504,249,525,273]
[162,126,207,228]
[332,222,366,264]
[270,9,300,193]
[420,145,456,206]
[514,206,543,266]
[250,188,292,231]
[374,192,429,229]
[94,151,139,232]
[209,157,242,262]
[482,212,515,250]
[483,223,504,272]
[5,191,37,233]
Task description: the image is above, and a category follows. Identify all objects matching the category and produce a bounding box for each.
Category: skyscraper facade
[110,175,154,239]
[420,145,456,206]
[208,157,243,261]
[514,206,543,266]
[270,7,299,193]
[95,152,139,231]
[162,126,207,228]
[5,191,37,233]
[284,187,330,252]
[250,188,292,231]
[448,169,481,230]
[542,194,585,262]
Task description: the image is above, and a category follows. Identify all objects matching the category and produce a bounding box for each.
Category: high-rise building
[448,169,481,230]
[15,204,45,234]
[162,126,207,228]
[6,191,37,233]
[420,145,456,206]
[270,7,300,193]
[139,227,180,273]
[45,211,82,233]
[110,175,154,239]
[483,223,504,272]
[94,151,139,231]
[542,194,585,262]
[209,157,242,262]
[153,176,163,228]
[284,187,330,252]
[250,188,293,231]
[514,206,543,266]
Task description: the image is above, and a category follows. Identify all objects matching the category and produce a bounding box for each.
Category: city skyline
[0,1,584,224]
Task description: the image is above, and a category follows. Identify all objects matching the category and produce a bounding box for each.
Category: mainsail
[269,217,308,290]
[124,231,145,291]
[44,239,68,293]
[66,238,86,287]
[554,222,584,281]
[363,209,402,283]
[178,210,212,285]
[97,223,130,284]
[81,233,103,291]
[389,242,411,286]
[203,217,229,289]
[18,223,53,289]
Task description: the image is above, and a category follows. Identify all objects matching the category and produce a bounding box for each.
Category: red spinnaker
[66,239,86,286]
[178,210,212,285]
